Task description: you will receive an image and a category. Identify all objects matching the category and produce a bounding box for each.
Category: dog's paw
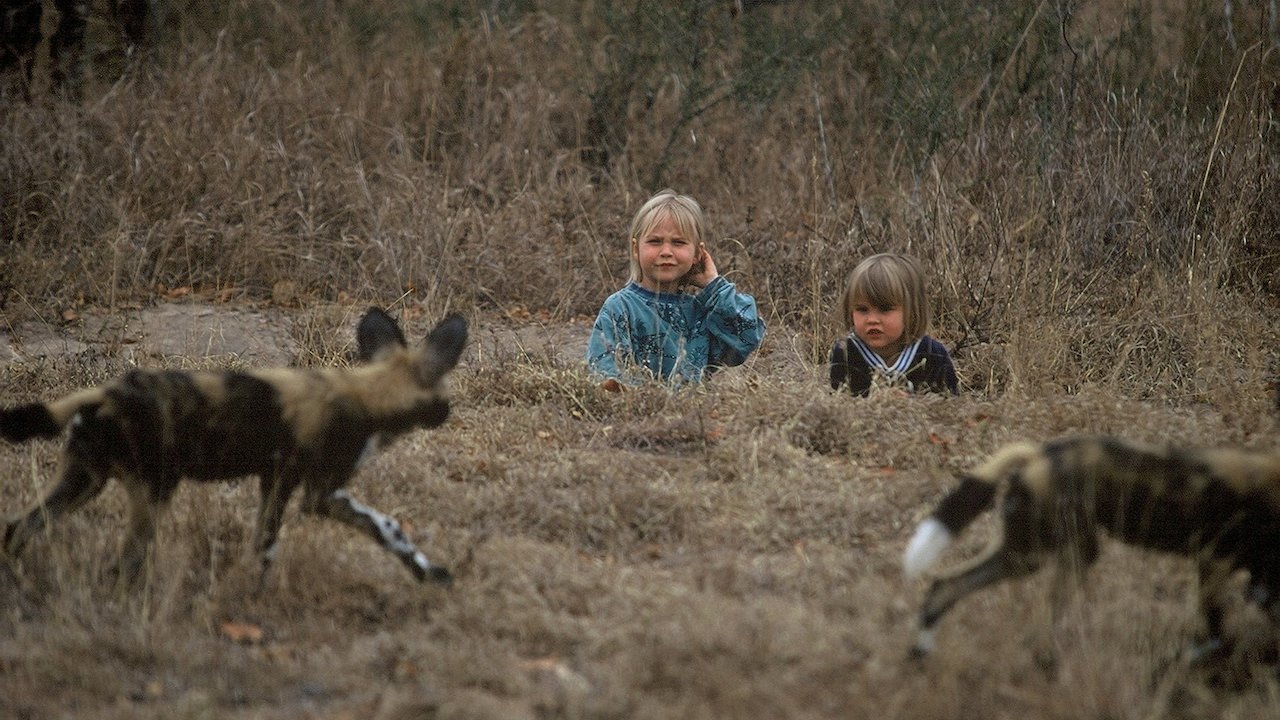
[2,520,22,557]
[906,628,936,662]
[424,565,453,586]
[1033,645,1060,680]
[1185,636,1228,666]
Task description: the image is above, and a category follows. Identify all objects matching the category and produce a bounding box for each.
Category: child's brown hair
[840,253,931,341]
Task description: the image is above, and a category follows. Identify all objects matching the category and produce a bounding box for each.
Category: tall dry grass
[2,1,1280,718]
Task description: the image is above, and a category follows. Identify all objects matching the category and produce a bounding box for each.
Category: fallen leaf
[219,620,265,645]
[520,655,562,672]
[393,659,419,682]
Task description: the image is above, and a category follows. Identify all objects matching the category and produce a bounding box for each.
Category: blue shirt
[586,278,765,384]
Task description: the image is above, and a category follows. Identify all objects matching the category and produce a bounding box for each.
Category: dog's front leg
[115,479,167,588]
[1030,551,1093,676]
[305,488,452,585]
[1187,557,1236,663]
[251,470,300,594]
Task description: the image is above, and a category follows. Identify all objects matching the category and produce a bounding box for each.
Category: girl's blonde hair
[627,189,705,284]
[840,253,931,340]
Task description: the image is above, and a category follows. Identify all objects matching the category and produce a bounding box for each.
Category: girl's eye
[878,305,896,313]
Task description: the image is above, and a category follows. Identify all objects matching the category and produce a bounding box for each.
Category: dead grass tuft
[3,1,1280,717]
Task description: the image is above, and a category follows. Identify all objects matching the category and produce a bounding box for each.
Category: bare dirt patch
[2,303,298,367]
[0,302,602,371]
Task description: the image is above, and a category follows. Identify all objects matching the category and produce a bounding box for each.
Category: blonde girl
[586,189,765,385]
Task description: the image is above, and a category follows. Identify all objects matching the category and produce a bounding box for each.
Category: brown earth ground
[4,1,1279,716]
[1,300,1278,719]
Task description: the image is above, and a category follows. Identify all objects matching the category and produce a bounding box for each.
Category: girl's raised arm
[694,277,765,369]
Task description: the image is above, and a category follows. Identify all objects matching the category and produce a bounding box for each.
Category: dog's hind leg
[4,458,109,558]
[1263,590,1280,666]
[305,488,452,585]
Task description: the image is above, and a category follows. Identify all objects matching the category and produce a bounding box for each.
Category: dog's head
[356,308,468,430]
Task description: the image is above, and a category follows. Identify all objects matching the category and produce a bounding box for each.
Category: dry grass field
[3,1,1280,718]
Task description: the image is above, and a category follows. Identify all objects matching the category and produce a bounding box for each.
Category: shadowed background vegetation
[2,0,1279,717]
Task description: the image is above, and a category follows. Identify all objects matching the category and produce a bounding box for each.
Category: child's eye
[878,305,897,313]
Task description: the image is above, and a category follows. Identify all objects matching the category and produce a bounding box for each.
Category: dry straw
[2,1,1279,718]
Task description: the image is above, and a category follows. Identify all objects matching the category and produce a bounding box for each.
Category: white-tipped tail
[902,517,952,579]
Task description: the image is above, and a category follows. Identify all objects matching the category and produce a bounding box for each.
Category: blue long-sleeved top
[586,278,765,384]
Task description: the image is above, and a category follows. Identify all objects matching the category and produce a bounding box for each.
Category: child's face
[851,296,906,358]
[633,212,699,293]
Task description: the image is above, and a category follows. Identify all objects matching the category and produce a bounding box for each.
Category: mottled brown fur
[1,308,466,588]
[904,436,1280,664]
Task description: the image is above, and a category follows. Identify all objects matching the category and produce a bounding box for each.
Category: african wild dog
[1,308,466,587]
[902,436,1280,663]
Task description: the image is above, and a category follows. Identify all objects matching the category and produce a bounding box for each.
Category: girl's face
[633,212,699,293]
[850,296,906,359]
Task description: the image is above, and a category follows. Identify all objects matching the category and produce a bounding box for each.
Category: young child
[586,189,766,386]
[829,253,958,396]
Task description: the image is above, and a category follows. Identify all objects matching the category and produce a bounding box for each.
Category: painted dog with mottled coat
[903,436,1280,663]
[1,308,466,587]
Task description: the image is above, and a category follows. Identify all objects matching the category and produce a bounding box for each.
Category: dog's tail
[1,387,105,443]
[903,441,1042,579]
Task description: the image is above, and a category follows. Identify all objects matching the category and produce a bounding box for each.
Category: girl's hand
[684,245,719,288]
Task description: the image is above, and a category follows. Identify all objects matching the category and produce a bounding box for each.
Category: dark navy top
[829,334,958,396]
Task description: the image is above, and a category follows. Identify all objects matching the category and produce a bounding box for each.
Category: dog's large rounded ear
[357,307,408,362]
[416,314,468,386]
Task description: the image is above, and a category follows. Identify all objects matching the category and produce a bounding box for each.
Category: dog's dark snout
[421,399,450,428]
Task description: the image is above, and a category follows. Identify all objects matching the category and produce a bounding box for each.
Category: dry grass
[3,0,1280,718]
